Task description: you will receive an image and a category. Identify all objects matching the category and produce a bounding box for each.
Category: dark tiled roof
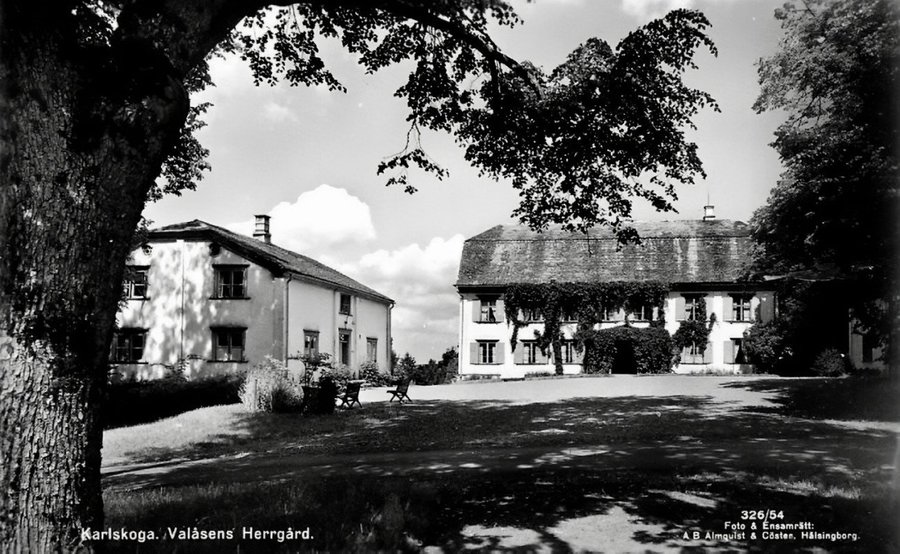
[150,220,393,303]
[456,220,754,287]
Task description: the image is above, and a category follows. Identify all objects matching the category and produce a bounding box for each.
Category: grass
[101,376,900,553]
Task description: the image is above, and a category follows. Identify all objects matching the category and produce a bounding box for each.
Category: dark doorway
[612,341,637,374]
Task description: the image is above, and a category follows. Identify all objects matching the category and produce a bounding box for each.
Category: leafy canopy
[750,0,899,347]
[168,3,717,240]
[750,0,899,280]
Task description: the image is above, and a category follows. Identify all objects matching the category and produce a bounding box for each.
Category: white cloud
[342,235,466,359]
[228,185,376,255]
[263,101,298,123]
[620,0,741,21]
[621,0,694,20]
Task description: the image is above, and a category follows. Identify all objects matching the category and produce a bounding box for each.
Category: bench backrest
[345,381,361,396]
[395,378,411,393]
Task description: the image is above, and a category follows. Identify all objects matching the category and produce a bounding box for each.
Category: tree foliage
[199,5,717,238]
[750,0,899,347]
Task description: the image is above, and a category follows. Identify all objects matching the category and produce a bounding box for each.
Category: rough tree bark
[0,5,191,551]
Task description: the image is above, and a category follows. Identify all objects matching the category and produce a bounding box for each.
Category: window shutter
[470,343,479,365]
[723,340,735,364]
[495,298,505,323]
[494,344,505,364]
[759,295,775,323]
[675,297,686,321]
[702,342,713,364]
[472,299,481,322]
[514,342,524,364]
[723,296,733,321]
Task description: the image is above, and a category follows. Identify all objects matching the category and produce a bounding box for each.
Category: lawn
[101,375,900,553]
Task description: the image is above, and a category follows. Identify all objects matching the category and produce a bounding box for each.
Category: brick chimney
[253,214,271,243]
[702,205,715,221]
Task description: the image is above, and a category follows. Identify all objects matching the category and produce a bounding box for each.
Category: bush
[104,373,243,429]
[811,348,850,377]
[360,361,392,387]
[239,357,302,413]
[743,320,787,374]
[575,325,673,374]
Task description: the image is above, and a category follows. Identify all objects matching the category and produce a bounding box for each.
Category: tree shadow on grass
[102,391,899,553]
[722,377,900,422]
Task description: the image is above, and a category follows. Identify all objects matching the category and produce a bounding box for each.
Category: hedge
[104,373,243,429]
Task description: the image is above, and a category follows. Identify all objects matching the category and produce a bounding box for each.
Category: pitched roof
[150,220,393,304]
[456,220,754,287]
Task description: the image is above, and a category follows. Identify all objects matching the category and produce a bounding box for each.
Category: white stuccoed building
[455,214,777,377]
[113,216,393,380]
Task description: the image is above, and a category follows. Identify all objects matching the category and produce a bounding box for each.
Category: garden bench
[387,378,412,403]
[338,380,362,409]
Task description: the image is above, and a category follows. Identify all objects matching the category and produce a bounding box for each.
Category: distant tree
[750,0,899,369]
[396,353,418,378]
[1,1,718,548]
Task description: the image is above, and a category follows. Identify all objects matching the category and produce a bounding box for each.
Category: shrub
[743,320,787,374]
[239,357,302,413]
[104,373,243,429]
[270,383,304,413]
[575,325,673,374]
[360,361,392,387]
[811,348,850,377]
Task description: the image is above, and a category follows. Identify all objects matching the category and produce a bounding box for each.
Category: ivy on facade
[502,281,669,374]
[670,297,716,356]
[574,325,674,374]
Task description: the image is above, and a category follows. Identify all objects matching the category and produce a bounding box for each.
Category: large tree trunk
[0,5,188,550]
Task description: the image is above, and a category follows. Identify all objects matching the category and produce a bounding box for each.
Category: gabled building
[114,216,393,380]
[455,214,776,378]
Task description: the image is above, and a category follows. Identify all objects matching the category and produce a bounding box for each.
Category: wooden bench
[337,380,362,409]
[387,378,412,403]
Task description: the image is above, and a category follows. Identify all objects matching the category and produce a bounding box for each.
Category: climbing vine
[671,297,716,357]
[503,281,669,374]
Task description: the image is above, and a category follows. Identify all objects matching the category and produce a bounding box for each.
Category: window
[731,295,753,322]
[683,295,704,321]
[478,341,497,364]
[214,265,247,298]
[122,266,148,299]
[212,328,245,361]
[303,330,319,358]
[680,342,703,364]
[523,341,540,364]
[112,329,145,363]
[733,339,746,364]
[862,334,877,363]
[602,306,623,321]
[339,329,351,365]
[339,294,352,315]
[561,309,578,323]
[631,304,654,321]
[479,298,498,323]
[560,341,576,364]
[367,338,378,363]
[522,308,543,322]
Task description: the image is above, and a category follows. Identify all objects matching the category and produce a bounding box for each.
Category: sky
[143,0,789,362]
